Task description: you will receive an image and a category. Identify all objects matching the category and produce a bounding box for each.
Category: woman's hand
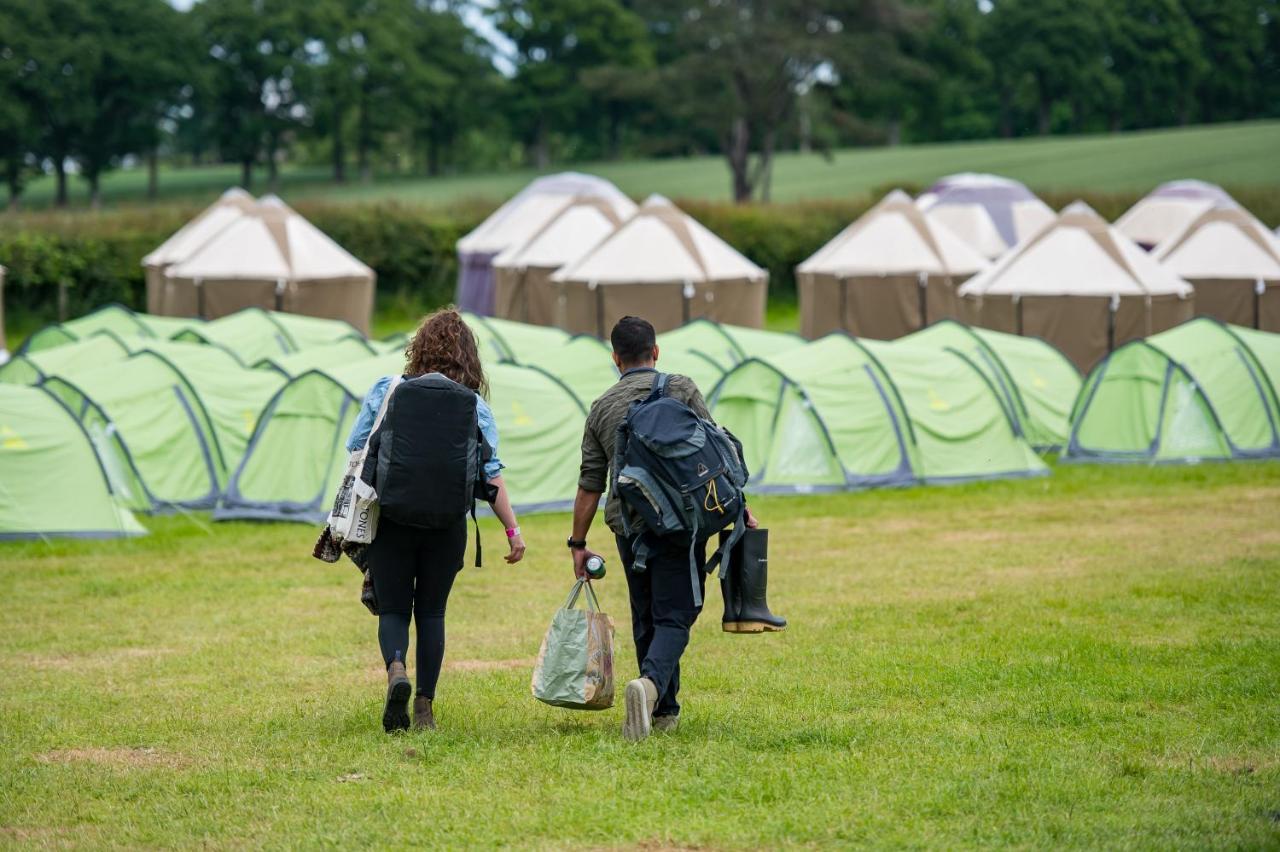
[505,533,526,564]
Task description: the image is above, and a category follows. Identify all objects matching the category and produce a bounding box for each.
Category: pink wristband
[506,526,521,539]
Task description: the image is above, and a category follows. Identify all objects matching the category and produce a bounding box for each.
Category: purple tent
[916,173,1056,258]
[455,173,636,315]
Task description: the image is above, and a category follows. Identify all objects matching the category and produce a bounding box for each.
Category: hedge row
[3,185,1278,330]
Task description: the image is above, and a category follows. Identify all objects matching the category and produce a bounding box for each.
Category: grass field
[17,120,1280,211]
[2,462,1279,848]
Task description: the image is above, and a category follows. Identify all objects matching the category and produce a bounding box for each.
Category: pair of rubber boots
[719,528,786,633]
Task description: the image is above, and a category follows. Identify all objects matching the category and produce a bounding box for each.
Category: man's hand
[572,546,603,579]
[744,505,760,529]
[505,533,526,565]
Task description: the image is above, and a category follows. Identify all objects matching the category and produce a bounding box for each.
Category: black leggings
[367,517,467,699]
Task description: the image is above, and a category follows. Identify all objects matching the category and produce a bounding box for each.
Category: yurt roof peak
[960,200,1192,298]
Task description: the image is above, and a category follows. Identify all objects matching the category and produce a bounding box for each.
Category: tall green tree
[984,0,1116,135]
[1105,0,1205,129]
[1,0,97,207]
[74,0,193,208]
[644,0,913,202]
[192,0,304,189]
[492,0,651,167]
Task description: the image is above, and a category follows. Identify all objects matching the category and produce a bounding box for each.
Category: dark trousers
[368,517,467,698]
[616,534,706,718]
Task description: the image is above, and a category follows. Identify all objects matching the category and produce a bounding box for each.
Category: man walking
[568,316,757,742]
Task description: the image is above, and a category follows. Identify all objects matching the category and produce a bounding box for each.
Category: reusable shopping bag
[531,580,615,710]
[327,376,401,544]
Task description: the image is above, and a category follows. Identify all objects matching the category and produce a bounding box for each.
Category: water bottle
[585,555,606,580]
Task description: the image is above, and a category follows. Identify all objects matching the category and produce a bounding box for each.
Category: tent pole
[682,281,692,325]
[918,271,928,329]
[1107,297,1117,352]
[594,283,604,339]
[1256,278,1264,330]
[839,277,848,333]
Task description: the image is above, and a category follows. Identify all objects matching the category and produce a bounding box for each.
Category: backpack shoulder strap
[645,371,669,402]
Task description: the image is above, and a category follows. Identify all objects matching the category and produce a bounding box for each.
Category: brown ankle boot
[413,696,436,731]
[382,658,411,733]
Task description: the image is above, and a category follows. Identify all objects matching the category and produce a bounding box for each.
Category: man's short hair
[611,316,657,364]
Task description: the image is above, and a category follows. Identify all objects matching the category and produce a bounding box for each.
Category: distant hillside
[14,120,1280,213]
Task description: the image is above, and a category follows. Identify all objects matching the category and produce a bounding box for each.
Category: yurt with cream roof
[160,195,376,333]
[797,189,989,340]
[549,194,768,336]
[915,173,1056,259]
[1115,180,1237,250]
[1152,205,1280,331]
[958,201,1194,372]
[490,196,624,326]
[143,187,256,314]
[456,172,636,316]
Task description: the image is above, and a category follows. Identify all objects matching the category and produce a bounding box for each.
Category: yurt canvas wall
[797,190,989,340]
[549,195,767,336]
[491,196,623,326]
[160,196,375,333]
[959,202,1194,372]
[456,173,636,316]
[1153,205,1280,331]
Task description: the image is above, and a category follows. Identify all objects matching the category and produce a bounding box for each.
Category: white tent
[1114,179,1238,250]
[490,197,623,325]
[798,189,990,339]
[549,194,767,335]
[142,188,256,314]
[1154,205,1280,330]
[959,201,1193,371]
[916,173,1056,259]
[456,172,636,315]
[161,196,375,333]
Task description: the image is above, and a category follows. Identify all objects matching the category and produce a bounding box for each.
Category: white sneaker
[622,677,658,742]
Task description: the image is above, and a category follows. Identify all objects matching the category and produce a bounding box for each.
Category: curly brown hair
[404,307,488,397]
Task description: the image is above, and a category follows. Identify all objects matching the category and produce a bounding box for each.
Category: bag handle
[562,578,602,612]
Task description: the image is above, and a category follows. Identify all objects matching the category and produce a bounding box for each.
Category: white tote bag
[328,377,401,543]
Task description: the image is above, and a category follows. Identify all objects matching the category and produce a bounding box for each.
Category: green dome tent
[0,334,134,385]
[0,384,146,540]
[16,305,187,355]
[173,308,364,363]
[709,333,1047,493]
[217,355,589,522]
[1066,319,1280,463]
[253,337,378,377]
[899,321,1081,451]
[38,351,227,509]
[656,320,805,396]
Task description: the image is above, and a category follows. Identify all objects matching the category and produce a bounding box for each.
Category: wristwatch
[566,538,587,550]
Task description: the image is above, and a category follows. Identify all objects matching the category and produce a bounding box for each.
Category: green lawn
[2,462,1278,848]
[17,120,1280,211]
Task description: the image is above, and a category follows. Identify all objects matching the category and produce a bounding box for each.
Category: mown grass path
[1,463,1278,847]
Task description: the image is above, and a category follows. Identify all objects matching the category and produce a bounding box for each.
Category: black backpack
[613,373,749,605]
[361,374,497,565]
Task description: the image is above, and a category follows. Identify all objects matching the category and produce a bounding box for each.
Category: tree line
[1,0,1278,208]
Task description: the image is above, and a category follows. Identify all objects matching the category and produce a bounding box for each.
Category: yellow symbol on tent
[243,409,258,435]
[1031,370,1048,389]
[927,388,951,412]
[1,424,28,450]
[510,401,534,427]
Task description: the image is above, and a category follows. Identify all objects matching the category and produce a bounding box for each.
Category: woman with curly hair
[345,307,526,732]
